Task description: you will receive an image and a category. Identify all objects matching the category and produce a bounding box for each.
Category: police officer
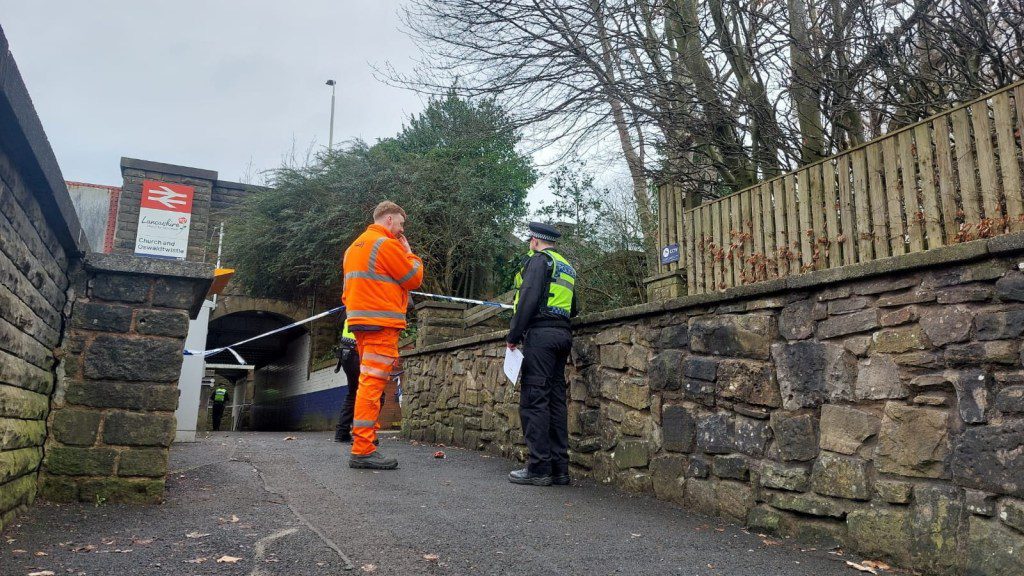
[507,222,577,486]
[211,383,230,431]
[333,319,360,442]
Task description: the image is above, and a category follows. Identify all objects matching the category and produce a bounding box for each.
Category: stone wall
[0,143,73,531]
[402,237,1024,576]
[38,254,211,504]
[0,24,87,533]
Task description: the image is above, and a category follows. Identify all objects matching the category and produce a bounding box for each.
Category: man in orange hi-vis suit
[343,200,424,469]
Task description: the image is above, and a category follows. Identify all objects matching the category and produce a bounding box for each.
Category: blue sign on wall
[661,243,680,264]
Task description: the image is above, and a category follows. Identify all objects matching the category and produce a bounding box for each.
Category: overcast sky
[0,2,431,186]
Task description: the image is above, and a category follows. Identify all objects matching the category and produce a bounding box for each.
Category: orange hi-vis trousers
[351,327,400,456]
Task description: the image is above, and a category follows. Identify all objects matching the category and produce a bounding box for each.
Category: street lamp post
[326,79,336,150]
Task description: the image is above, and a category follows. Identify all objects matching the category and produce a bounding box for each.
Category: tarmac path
[2,432,858,576]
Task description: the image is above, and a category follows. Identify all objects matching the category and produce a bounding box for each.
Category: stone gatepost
[415,301,468,347]
[38,254,212,503]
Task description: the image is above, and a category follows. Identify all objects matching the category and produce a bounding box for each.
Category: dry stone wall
[402,242,1024,576]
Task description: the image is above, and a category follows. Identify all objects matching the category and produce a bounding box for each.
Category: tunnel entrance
[203,310,318,431]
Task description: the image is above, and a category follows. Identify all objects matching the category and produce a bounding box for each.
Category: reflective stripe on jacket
[342,224,424,329]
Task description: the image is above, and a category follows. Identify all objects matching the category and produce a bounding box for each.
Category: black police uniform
[333,341,361,442]
[507,223,578,485]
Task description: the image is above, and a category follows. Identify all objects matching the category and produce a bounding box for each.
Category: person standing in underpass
[506,222,578,486]
[342,200,423,469]
[211,383,230,431]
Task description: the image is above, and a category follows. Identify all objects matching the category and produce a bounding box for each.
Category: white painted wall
[175,299,213,442]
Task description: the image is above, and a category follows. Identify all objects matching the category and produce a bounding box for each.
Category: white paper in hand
[503,347,524,385]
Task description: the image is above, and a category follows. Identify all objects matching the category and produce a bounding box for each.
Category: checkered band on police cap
[528,222,561,242]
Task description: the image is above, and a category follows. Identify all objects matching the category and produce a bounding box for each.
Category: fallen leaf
[283,436,296,441]
[230,515,240,523]
[185,557,207,564]
[35,551,48,556]
[28,571,55,576]
[862,560,891,571]
[216,555,242,564]
[114,549,133,554]
[433,451,445,459]
[423,554,439,561]
[845,560,878,574]
[761,538,782,546]
[101,539,115,545]
[360,564,377,572]
[72,544,95,553]
[131,538,154,546]
[629,533,641,538]
[185,532,210,539]
[11,549,27,554]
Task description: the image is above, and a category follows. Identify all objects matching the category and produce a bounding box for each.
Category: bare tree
[394,0,1024,253]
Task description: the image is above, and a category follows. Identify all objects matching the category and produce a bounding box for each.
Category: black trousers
[335,348,361,439]
[212,402,225,431]
[519,326,572,475]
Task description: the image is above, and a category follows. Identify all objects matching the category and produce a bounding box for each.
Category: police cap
[528,221,561,242]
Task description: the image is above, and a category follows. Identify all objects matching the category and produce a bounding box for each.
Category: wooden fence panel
[772,179,788,277]
[915,123,944,248]
[693,206,703,292]
[809,164,827,269]
[867,144,890,259]
[784,174,800,275]
[706,205,717,291]
[899,129,925,253]
[729,194,741,286]
[760,183,775,279]
[838,154,856,264]
[851,149,872,262]
[971,101,1003,226]
[823,161,841,268]
[797,169,812,270]
[951,107,982,225]
[883,137,906,256]
[993,92,1023,232]
[713,200,725,290]
[685,205,696,294]
[934,116,960,243]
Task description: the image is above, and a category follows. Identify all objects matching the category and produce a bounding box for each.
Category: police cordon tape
[183,305,347,363]
[183,292,511,364]
[410,291,513,309]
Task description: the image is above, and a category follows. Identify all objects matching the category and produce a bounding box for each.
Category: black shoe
[552,473,571,486]
[349,450,398,470]
[509,468,552,486]
[334,433,352,443]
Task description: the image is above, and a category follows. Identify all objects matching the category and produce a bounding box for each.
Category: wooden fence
[658,80,1024,295]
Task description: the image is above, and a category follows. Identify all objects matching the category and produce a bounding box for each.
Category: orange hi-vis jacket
[342,224,424,329]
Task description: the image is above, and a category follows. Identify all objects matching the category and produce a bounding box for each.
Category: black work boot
[551,469,571,486]
[349,450,398,470]
[509,468,553,486]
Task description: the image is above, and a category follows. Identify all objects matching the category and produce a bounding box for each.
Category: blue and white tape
[184,305,346,363]
[410,291,512,309]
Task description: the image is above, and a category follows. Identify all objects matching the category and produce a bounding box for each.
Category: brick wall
[402,237,1024,576]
